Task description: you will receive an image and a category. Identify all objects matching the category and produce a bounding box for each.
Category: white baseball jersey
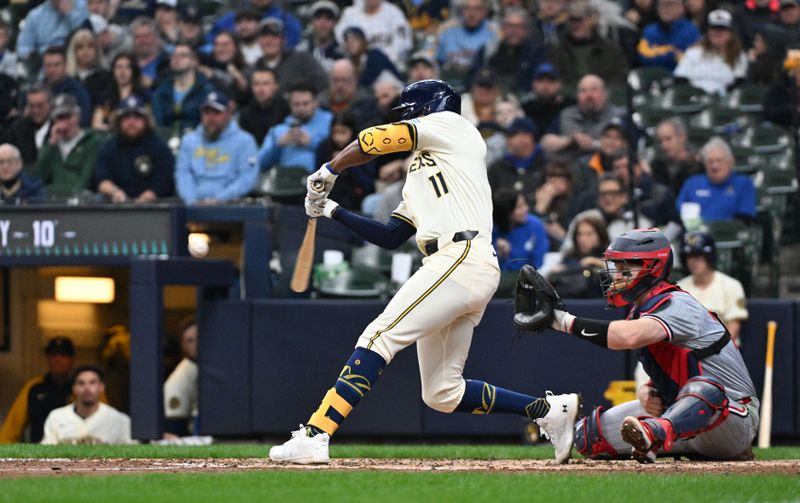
[164,358,199,418]
[391,111,494,251]
[41,403,132,445]
[335,2,412,68]
[677,271,749,324]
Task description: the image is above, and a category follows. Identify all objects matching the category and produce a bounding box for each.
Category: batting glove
[304,196,339,219]
[307,163,338,200]
[551,309,576,333]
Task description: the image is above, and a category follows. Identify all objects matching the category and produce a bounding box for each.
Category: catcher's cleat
[535,391,581,464]
[620,416,660,464]
[269,424,330,464]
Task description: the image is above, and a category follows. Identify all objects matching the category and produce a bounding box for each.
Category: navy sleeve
[332,208,416,249]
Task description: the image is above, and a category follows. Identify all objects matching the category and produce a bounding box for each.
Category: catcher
[514,228,759,462]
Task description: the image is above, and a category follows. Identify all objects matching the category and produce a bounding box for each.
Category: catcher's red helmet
[601,228,673,308]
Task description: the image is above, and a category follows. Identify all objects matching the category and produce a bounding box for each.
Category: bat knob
[311,180,325,193]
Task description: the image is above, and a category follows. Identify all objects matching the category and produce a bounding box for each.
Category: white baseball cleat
[535,391,581,464]
[269,425,330,464]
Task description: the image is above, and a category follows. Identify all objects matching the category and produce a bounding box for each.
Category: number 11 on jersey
[428,172,449,197]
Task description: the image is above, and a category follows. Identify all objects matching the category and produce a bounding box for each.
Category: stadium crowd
[0,0,796,290]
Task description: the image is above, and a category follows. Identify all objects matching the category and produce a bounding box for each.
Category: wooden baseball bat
[757,320,777,448]
[290,180,325,293]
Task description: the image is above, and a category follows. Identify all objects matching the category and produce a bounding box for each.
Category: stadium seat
[744,125,791,154]
[703,219,760,294]
[628,67,673,95]
[315,264,390,298]
[660,85,711,114]
[721,84,768,114]
[255,166,308,202]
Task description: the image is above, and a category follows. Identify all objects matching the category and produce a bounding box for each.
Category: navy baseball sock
[307,347,386,436]
[455,379,550,419]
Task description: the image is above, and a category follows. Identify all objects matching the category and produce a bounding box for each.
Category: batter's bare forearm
[328,140,375,173]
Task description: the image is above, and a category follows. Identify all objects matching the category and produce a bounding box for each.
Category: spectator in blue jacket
[637,0,701,71]
[258,82,333,173]
[94,96,175,203]
[205,0,302,49]
[175,91,259,204]
[152,43,216,134]
[0,143,46,204]
[435,0,499,91]
[676,137,757,223]
[42,46,92,127]
[492,188,549,271]
[17,0,88,60]
[342,26,403,89]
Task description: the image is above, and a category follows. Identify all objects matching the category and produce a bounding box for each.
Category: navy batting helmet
[681,231,716,266]
[601,228,673,308]
[392,79,461,119]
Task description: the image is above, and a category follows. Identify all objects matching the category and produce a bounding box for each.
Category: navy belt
[424,230,478,256]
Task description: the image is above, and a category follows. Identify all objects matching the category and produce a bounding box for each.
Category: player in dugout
[514,228,759,462]
[269,79,580,464]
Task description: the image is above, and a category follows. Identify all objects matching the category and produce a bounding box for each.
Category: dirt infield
[1,458,799,477]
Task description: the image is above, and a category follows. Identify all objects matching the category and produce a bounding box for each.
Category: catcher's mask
[392,79,461,119]
[601,228,672,308]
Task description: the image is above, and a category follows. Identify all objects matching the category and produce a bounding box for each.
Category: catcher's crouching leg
[574,406,620,459]
[659,376,729,446]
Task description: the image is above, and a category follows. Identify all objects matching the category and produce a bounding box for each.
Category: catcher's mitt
[513,264,566,333]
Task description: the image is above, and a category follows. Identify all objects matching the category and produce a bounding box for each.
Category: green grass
[0,443,798,460]
[1,471,799,503]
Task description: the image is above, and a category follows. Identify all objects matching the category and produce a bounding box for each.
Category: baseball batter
[270,80,579,464]
[516,228,759,462]
[41,365,132,445]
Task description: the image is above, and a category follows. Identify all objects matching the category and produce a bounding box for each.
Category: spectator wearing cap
[178,6,205,49]
[461,67,501,126]
[175,91,259,204]
[94,95,174,203]
[764,49,800,127]
[0,337,77,443]
[259,81,333,173]
[585,119,626,176]
[540,74,625,163]
[0,143,45,204]
[152,43,215,133]
[199,32,249,105]
[317,59,380,130]
[255,18,328,95]
[36,93,106,197]
[521,62,575,134]
[154,0,179,49]
[1,84,52,168]
[651,116,702,195]
[335,0,412,71]
[488,117,546,200]
[407,51,440,83]
[676,137,757,223]
[235,9,266,66]
[114,0,157,23]
[342,26,403,89]
[674,10,748,95]
[470,7,546,94]
[548,0,629,86]
[432,0,498,91]
[16,0,89,60]
[41,46,93,127]
[206,0,303,50]
[296,1,345,74]
[239,67,290,145]
[131,16,170,90]
[42,365,133,445]
[637,0,701,71]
